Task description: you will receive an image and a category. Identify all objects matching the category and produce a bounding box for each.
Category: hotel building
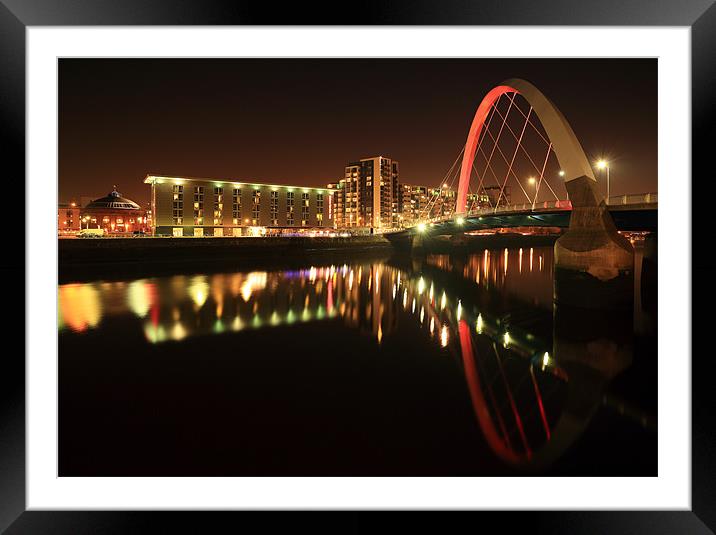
[145,175,333,236]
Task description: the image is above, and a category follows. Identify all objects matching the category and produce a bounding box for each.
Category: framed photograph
[2,1,711,533]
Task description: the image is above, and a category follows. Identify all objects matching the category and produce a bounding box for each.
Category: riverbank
[58,235,394,283]
[57,232,565,283]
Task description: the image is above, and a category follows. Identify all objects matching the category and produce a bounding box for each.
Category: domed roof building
[85,189,141,211]
[81,187,148,233]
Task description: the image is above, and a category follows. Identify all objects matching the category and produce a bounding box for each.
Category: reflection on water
[426,246,553,309]
[58,244,656,476]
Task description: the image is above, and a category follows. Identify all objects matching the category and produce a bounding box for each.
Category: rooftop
[85,188,141,211]
[144,174,328,193]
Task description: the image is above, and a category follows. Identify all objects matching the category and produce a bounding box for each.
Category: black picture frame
[1,1,710,533]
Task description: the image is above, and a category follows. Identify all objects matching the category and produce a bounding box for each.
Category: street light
[527,177,536,207]
[596,159,610,202]
[558,170,568,201]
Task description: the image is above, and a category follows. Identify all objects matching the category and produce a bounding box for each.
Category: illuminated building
[466,191,490,212]
[333,156,400,230]
[80,188,148,234]
[326,181,341,228]
[428,186,457,218]
[58,201,81,232]
[399,184,507,221]
[145,175,334,237]
[399,184,413,227]
[399,185,429,224]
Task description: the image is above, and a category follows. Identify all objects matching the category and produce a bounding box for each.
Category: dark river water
[58,242,657,476]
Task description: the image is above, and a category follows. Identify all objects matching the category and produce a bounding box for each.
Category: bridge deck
[393,201,657,237]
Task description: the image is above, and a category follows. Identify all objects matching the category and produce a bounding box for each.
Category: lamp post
[558,170,568,201]
[528,177,536,209]
[596,159,610,203]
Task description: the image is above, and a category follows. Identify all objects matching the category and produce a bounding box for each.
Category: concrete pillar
[554,176,634,308]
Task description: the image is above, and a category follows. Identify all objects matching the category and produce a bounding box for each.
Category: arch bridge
[395,78,655,307]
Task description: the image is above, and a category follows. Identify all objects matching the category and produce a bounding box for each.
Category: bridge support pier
[554,176,634,308]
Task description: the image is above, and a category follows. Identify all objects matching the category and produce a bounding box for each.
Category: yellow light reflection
[58,284,102,333]
[542,352,550,369]
[240,272,267,302]
[270,311,280,325]
[440,325,449,347]
[143,322,166,344]
[126,280,153,318]
[285,310,296,325]
[172,322,187,340]
[188,276,209,308]
[519,248,523,273]
[232,316,244,331]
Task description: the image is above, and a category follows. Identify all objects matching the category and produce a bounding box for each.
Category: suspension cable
[419,145,464,220]
[494,106,533,209]
[490,102,557,184]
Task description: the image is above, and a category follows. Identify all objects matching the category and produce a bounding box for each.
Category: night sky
[59,58,656,206]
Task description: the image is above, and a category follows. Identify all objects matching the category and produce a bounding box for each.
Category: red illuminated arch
[456,78,596,215]
[458,319,602,470]
[458,320,523,464]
